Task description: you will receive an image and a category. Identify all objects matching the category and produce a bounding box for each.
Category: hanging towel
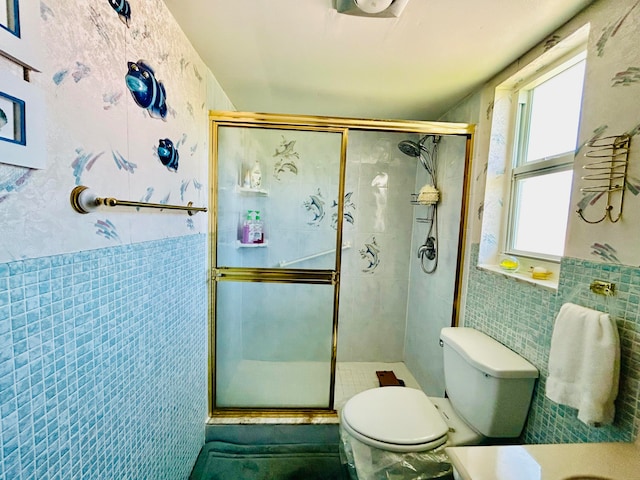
[545,302,620,426]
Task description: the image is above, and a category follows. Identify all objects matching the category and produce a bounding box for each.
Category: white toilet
[340,327,539,479]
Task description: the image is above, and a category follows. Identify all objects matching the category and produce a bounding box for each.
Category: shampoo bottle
[241,210,253,244]
[253,211,264,244]
[250,160,262,189]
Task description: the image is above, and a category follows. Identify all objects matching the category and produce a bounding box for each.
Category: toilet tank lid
[440,327,539,379]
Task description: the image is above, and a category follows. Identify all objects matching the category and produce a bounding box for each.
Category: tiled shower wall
[465,244,640,444]
[0,235,207,479]
[338,131,417,362]
[404,135,469,396]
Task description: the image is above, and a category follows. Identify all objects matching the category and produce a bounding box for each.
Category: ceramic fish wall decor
[158,138,179,172]
[125,61,168,120]
[108,0,131,27]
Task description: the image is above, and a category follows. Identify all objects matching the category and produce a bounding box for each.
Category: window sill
[477,263,558,292]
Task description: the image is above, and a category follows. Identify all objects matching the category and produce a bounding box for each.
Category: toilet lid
[342,387,448,449]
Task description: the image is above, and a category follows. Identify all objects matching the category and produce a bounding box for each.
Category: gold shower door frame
[208,111,475,419]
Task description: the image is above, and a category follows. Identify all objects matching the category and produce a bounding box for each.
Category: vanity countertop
[446,442,640,480]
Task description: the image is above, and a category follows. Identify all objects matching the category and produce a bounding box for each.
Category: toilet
[339,327,539,479]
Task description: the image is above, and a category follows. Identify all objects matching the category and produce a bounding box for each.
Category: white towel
[545,302,620,426]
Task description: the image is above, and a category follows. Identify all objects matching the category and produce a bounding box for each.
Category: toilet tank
[440,327,538,438]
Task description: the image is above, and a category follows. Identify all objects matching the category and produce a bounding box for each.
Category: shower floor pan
[215,360,420,411]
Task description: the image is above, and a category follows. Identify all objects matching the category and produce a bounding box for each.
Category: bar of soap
[532,267,551,279]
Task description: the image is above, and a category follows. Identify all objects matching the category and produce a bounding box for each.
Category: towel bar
[70,185,207,216]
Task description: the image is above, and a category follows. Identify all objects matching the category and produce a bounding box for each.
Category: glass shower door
[212,124,345,410]
[215,281,336,408]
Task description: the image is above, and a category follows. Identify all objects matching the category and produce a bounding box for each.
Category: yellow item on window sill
[531,266,552,280]
[498,255,520,272]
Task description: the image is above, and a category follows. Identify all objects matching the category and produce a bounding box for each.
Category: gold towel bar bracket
[70,185,207,216]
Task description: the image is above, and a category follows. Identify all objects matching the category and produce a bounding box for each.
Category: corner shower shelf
[236,241,269,248]
[235,186,269,196]
[410,194,435,223]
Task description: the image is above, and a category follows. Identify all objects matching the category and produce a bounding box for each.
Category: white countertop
[446,442,640,480]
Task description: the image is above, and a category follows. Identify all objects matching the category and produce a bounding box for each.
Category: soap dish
[530,269,552,280]
[498,255,519,272]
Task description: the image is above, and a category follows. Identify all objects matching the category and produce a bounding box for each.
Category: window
[505,53,586,261]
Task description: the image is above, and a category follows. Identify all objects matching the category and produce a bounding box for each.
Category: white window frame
[502,49,587,263]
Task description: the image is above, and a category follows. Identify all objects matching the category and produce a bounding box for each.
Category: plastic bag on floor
[340,425,453,480]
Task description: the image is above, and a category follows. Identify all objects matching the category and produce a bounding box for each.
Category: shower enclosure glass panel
[215,281,335,408]
[214,124,344,410]
[216,126,343,270]
[210,111,475,416]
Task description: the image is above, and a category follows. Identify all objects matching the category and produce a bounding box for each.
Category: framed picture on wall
[0,69,45,168]
[0,0,42,71]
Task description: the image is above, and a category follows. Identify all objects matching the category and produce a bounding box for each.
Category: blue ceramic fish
[158,139,179,172]
[109,0,131,27]
[125,61,167,120]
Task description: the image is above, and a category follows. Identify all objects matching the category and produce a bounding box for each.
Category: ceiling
[162,0,594,121]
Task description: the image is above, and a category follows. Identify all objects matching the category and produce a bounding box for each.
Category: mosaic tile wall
[464,243,640,444]
[0,234,207,479]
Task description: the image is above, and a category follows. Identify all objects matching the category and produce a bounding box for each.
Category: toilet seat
[341,387,449,453]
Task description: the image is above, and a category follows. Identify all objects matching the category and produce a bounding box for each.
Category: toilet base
[339,425,453,480]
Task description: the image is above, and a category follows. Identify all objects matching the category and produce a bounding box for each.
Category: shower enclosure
[209,112,474,417]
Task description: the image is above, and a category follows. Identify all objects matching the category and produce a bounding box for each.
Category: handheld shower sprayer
[397,139,422,158]
[397,136,440,177]
[397,134,441,274]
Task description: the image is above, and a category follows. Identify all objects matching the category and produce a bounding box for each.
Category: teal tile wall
[465,243,640,444]
[0,235,207,479]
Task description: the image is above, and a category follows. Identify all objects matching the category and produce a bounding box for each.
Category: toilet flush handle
[439,339,444,347]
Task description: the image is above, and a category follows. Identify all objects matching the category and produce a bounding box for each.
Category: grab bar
[277,242,351,268]
[70,185,207,216]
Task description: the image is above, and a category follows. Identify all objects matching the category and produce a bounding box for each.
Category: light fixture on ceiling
[335,0,409,18]
[354,0,392,14]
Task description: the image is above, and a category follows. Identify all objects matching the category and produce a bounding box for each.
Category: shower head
[398,135,440,176]
[398,135,441,157]
[397,140,421,157]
